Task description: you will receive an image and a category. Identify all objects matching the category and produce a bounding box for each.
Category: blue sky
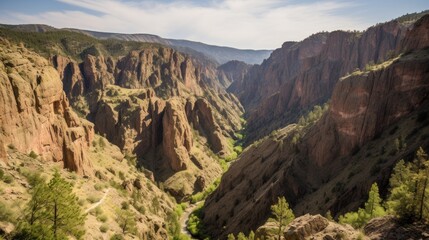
[0,0,428,49]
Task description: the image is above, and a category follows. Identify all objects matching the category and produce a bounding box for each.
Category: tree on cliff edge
[271,196,295,240]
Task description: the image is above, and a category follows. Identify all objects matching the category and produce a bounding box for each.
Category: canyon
[0,10,429,240]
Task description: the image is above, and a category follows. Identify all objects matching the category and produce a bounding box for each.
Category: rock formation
[0,38,94,175]
[50,44,243,198]
[230,20,407,143]
[256,214,366,240]
[364,216,429,239]
[202,14,429,238]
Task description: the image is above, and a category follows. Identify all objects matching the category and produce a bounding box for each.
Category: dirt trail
[85,188,110,213]
[180,201,203,239]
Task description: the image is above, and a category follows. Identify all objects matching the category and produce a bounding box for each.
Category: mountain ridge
[0,24,272,65]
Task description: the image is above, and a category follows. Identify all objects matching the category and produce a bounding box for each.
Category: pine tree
[271,197,295,240]
[339,182,385,228]
[364,183,385,219]
[414,147,429,220]
[386,147,429,222]
[325,210,333,221]
[116,208,137,235]
[388,160,409,189]
[16,170,85,239]
[248,230,255,240]
[47,171,86,239]
[227,233,236,240]
[237,232,247,240]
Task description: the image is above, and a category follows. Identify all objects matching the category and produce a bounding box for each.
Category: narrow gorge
[0,7,429,240]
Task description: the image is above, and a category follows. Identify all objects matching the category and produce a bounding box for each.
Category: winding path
[85,188,110,213]
[180,202,203,239]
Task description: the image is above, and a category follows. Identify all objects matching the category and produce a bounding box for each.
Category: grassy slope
[0,134,179,239]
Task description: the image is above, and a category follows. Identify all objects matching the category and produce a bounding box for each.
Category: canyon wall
[203,15,429,238]
[0,38,94,175]
[230,20,407,142]
[51,46,244,198]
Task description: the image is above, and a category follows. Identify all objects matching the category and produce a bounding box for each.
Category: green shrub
[121,201,129,210]
[97,214,108,222]
[87,195,101,204]
[100,224,109,233]
[118,171,125,181]
[98,138,106,149]
[29,150,38,159]
[110,234,125,240]
[3,174,13,184]
[0,202,14,222]
[94,183,105,191]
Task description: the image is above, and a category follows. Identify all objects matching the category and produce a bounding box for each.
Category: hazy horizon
[1,0,428,49]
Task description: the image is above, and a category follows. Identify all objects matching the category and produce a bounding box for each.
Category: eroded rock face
[256,214,365,240]
[51,55,85,99]
[162,99,193,171]
[231,20,407,143]
[0,39,94,175]
[51,45,243,197]
[364,216,429,240]
[306,18,429,167]
[202,15,429,238]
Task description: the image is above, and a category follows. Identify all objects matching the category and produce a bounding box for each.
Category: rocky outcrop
[114,48,203,96]
[162,100,193,171]
[0,39,94,175]
[83,54,115,91]
[50,44,243,197]
[364,216,429,240]
[256,215,366,240]
[218,60,250,90]
[203,15,429,238]
[51,55,85,99]
[231,20,407,143]
[401,14,429,52]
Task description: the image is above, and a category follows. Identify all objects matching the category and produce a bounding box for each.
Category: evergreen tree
[16,170,85,239]
[414,147,429,220]
[248,230,255,240]
[339,182,385,228]
[116,208,137,235]
[364,183,386,219]
[47,171,86,239]
[325,210,333,221]
[227,233,236,240]
[386,148,429,222]
[237,232,247,240]
[271,197,295,240]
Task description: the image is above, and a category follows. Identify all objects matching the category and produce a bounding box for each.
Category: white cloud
[0,0,370,49]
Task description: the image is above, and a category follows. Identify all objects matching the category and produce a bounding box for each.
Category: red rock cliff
[231,20,407,142]
[0,39,94,175]
[202,15,429,238]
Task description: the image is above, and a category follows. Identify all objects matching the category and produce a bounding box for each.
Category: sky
[0,0,428,49]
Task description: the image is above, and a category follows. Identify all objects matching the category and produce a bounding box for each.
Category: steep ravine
[50,45,245,200]
[230,19,408,143]
[202,14,429,238]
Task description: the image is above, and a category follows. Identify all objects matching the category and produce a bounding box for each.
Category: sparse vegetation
[271,196,295,240]
[190,178,220,203]
[339,183,386,228]
[187,204,209,239]
[28,150,38,159]
[386,147,429,221]
[14,170,85,239]
[116,208,137,235]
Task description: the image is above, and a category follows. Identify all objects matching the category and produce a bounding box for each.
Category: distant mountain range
[0,24,272,64]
